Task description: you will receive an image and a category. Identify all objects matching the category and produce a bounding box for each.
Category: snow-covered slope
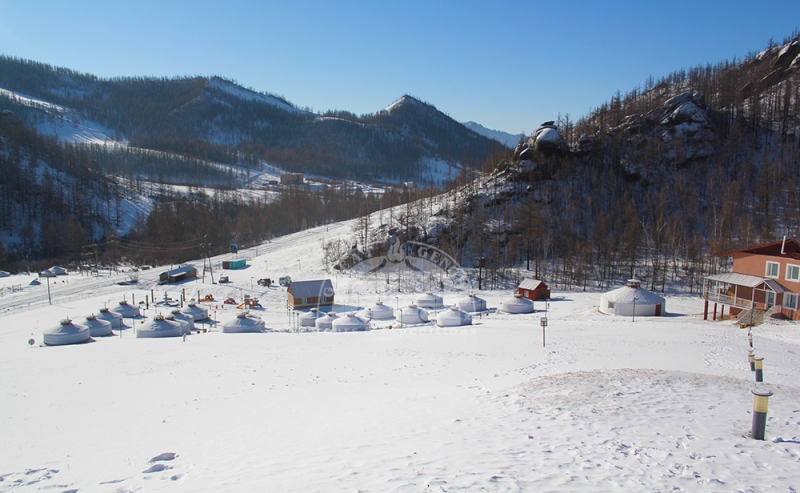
[1,217,798,492]
[206,77,309,115]
[463,120,524,148]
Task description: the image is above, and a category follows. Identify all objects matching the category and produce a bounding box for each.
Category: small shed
[416,292,444,309]
[43,318,90,346]
[501,294,535,314]
[396,303,429,324]
[181,302,209,322]
[299,308,326,327]
[111,300,140,318]
[287,279,335,309]
[516,279,550,301]
[137,314,183,338]
[96,307,123,328]
[222,259,247,270]
[599,279,666,317]
[83,315,113,337]
[159,265,197,284]
[364,301,394,320]
[331,312,370,332]
[436,307,473,327]
[458,293,487,313]
[223,313,265,333]
[315,312,339,331]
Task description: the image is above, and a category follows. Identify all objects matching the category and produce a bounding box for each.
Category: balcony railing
[703,291,754,309]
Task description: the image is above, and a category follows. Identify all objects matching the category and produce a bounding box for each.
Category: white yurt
[165,314,191,335]
[364,301,394,320]
[43,318,91,346]
[96,307,123,329]
[315,312,339,331]
[39,269,56,278]
[0,270,10,277]
[111,300,140,319]
[436,306,473,327]
[458,293,487,313]
[170,309,195,333]
[137,314,183,338]
[501,294,535,314]
[416,292,444,309]
[181,302,209,321]
[599,279,666,317]
[331,312,370,332]
[50,265,68,276]
[396,303,429,324]
[83,314,113,337]
[299,308,325,327]
[223,312,265,333]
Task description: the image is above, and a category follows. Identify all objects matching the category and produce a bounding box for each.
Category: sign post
[540,316,547,347]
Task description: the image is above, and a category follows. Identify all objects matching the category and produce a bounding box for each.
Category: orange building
[703,238,800,324]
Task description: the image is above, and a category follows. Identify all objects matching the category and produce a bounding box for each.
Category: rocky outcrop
[531,121,568,155]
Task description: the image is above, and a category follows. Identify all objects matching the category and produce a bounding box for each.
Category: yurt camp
[96,307,123,329]
[170,309,195,333]
[181,302,209,322]
[222,313,265,333]
[315,312,339,331]
[299,308,325,327]
[458,293,487,313]
[436,306,473,327]
[111,300,140,319]
[137,314,183,338]
[501,294,535,314]
[599,279,666,317]
[83,315,113,337]
[331,312,370,332]
[364,301,394,320]
[416,292,444,309]
[396,303,429,325]
[43,318,90,346]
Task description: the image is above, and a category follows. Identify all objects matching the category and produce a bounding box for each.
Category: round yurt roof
[501,294,535,314]
[331,312,370,332]
[458,293,487,312]
[96,307,123,328]
[601,279,665,305]
[112,300,140,318]
[43,318,90,346]
[365,301,394,320]
[397,303,429,324]
[223,312,265,333]
[137,314,183,338]
[171,309,195,331]
[165,314,192,335]
[84,314,113,337]
[181,302,209,321]
[299,308,326,327]
[315,311,339,330]
[436,306,473,327]
[416,292,444,308]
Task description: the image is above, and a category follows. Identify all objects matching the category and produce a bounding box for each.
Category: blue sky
[1,0,798,135]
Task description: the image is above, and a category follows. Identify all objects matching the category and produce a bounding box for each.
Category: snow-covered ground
[1,219,799,492]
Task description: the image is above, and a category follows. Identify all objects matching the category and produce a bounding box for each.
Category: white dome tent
[43,318,90,346]
[137,314,182,338]
[181,302,209,322]
[315,312,339,331]
[396,303,429,325]
[458,294,487,313]
[223,312,265,333]
[83,315,113,337]
[364,301,394,320]
[436,306,473,327]
[416,292,444,309]
[331,312,370,332]
[165,314,191,335]
[96,307,123,329]
[111,300,140,319]
[170,309,195,334]
[299,308,325,327]
[599,279,666,317]
[501,294,535,314]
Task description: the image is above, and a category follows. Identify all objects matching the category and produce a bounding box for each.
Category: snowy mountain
[462,120,524,148]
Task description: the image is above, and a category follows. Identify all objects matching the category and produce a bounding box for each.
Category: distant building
[280,173,304,185]
[516,279,550,301]
[287,279,334,309]
[159,265,197,284]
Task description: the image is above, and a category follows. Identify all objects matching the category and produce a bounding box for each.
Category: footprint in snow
[149,452,178,463]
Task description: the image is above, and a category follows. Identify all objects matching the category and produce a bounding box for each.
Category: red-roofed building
[515,279,550,301]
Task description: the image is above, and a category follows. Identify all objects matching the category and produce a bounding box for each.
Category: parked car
[279,276,291,287]
[257,278,271,287]
[219,276,230,283]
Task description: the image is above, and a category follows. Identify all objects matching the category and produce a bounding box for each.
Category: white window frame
[766,261,780,278]
[785,292,799,310]
[786,264,800,282]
